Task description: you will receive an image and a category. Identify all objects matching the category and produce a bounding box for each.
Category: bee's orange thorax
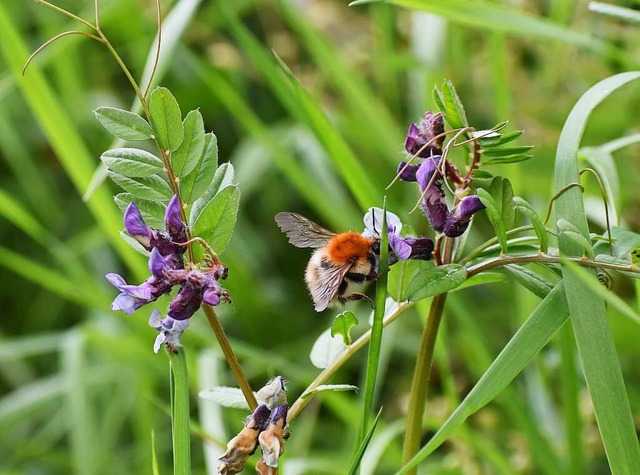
[326,232,373,265]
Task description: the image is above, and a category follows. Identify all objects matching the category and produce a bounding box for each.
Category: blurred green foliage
[1,0,640,473]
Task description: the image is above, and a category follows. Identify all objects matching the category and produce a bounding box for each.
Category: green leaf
[399,284,570,474]
[331,311,359,346]
[478,129,523,147]
[191,185,240,258]
[440,79,468,128]
[310,328,346,369]
[556,219,594,259]
[179,132,219,205]
[562,260,640,326]
[432,85,446,115]
[107,171,173,201]
[170,109,205,177]
[114,193,165,229]
[488,177,515,229]
[301,384,359,399]
[514,197,548,253]
[610,227,640,258]
[471,169,494,188]
[553,72,640,473]
[483,154,533,165]
[101,148,164,178]
[93,107,153,141]
[119,231,151,256]
[149,87,184,151]
[483,145,534,157]
[405,264,467,301]
[198,387,253,410]
[189,163,235,226]
[388,259,433,302]
[477,188,508,255]
[502,264,555,299]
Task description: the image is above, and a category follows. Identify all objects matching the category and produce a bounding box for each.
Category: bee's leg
[338,293,374,308]
[345,272,380,282]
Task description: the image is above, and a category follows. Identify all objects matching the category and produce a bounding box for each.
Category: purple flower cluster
[399,112,485,237]
[107,195,229,352]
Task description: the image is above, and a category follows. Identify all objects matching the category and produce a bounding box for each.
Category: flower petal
[124,202,154,248]
[164,195,186,240]
[363,207,403,237]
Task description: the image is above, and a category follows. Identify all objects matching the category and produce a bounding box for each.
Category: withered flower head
[256,376,287,410]
[258,404,288,469]
[218,405,271,475]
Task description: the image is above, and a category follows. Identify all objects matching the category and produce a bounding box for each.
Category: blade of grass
[0,4,147,280]
[168,348,191,475]
[397,283,569,474]
[349,407,384,475]
[553,71,640,474]
[218,4,381,210]
[351,0,608,53]
[63,331,95,475]
[0,246,109,308]
[182,52,359,229]
[559,323,585,475]
[276,0,402,159]
[358,200,389,444]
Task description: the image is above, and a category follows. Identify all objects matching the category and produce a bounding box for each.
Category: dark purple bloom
[106,273,172,314]
[443,195,485,237]
[108,195,230,352]
[124,202,158,249]
[396,161,419,182]
[165,194,186,243]
[149,309,190,353]
[363,208,433,263]
[402,237,435,260]
[165,266,229,321]
[414,156,449,232]
[404,111,445,158]
[124,195,187,268]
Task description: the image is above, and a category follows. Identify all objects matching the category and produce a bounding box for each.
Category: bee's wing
[311,263,353,312]
[275,212,336,248]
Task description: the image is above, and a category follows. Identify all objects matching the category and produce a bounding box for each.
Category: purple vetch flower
[396,161,419,182]
[108,195,231,352]
[123,196,187,268]
[149,309,190,353]
[404,111,445,158]
[164,194,186,244]
[363,207,434,263]
[443,195,485,238]
[106,272,172,314]
[414,156,449,232]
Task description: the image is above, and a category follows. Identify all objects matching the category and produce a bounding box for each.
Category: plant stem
[202,305,258,410]
[288,302,414,422]
[466,253,640,278]
[402,237,454,473]
[401,293,447,472]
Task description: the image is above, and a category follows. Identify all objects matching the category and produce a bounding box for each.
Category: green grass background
[1,0,640,473]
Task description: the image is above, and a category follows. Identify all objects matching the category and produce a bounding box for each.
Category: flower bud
[443,195,485,237]
[218,405,271,475]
